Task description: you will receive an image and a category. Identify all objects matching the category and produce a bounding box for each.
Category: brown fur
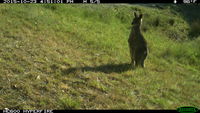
[128,12,148,68]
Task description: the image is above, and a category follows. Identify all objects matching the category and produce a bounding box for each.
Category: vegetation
[0,4,199,109]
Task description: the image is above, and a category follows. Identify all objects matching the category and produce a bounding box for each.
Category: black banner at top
[1,0,199,3]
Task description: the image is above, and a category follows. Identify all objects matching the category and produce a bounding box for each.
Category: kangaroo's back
[128,12,148,68]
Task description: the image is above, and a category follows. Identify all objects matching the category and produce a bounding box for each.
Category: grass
[0,4,199,109]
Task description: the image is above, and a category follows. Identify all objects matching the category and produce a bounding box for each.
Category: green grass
[0,4,199,109]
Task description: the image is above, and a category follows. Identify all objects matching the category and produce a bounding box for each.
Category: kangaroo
[128,12,148,68]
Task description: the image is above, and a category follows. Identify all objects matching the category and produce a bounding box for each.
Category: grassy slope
[0,4,199,109]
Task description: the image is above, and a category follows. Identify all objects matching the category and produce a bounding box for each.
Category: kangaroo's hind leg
[136,58,144,68]
[135,48,146,68]
[140,50,148,68]
[129,46,135,66]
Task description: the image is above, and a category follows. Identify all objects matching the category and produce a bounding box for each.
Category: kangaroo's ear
[139,14,143,19]
[134,12,137,17]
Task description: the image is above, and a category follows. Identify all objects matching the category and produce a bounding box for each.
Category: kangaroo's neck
[135,25,141,32]
[132,25,142,36]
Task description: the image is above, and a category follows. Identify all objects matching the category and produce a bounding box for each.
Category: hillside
[0,4,200,109]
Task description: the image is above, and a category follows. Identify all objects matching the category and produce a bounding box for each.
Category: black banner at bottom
[0,110,179,113]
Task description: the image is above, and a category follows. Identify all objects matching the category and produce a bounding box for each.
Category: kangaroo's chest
[129,34,146,44]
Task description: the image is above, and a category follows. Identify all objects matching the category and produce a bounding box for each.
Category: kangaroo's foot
[141,60,145,68]
[135,61,145,68]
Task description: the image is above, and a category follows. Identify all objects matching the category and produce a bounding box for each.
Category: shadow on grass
[62,63,133,74]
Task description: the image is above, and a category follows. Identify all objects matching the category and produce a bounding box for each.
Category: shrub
[189,19,200,38]
[153,17,160,27]
[168,19,175,26]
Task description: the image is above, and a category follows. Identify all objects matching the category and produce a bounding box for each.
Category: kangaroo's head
[132,12,143,27]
